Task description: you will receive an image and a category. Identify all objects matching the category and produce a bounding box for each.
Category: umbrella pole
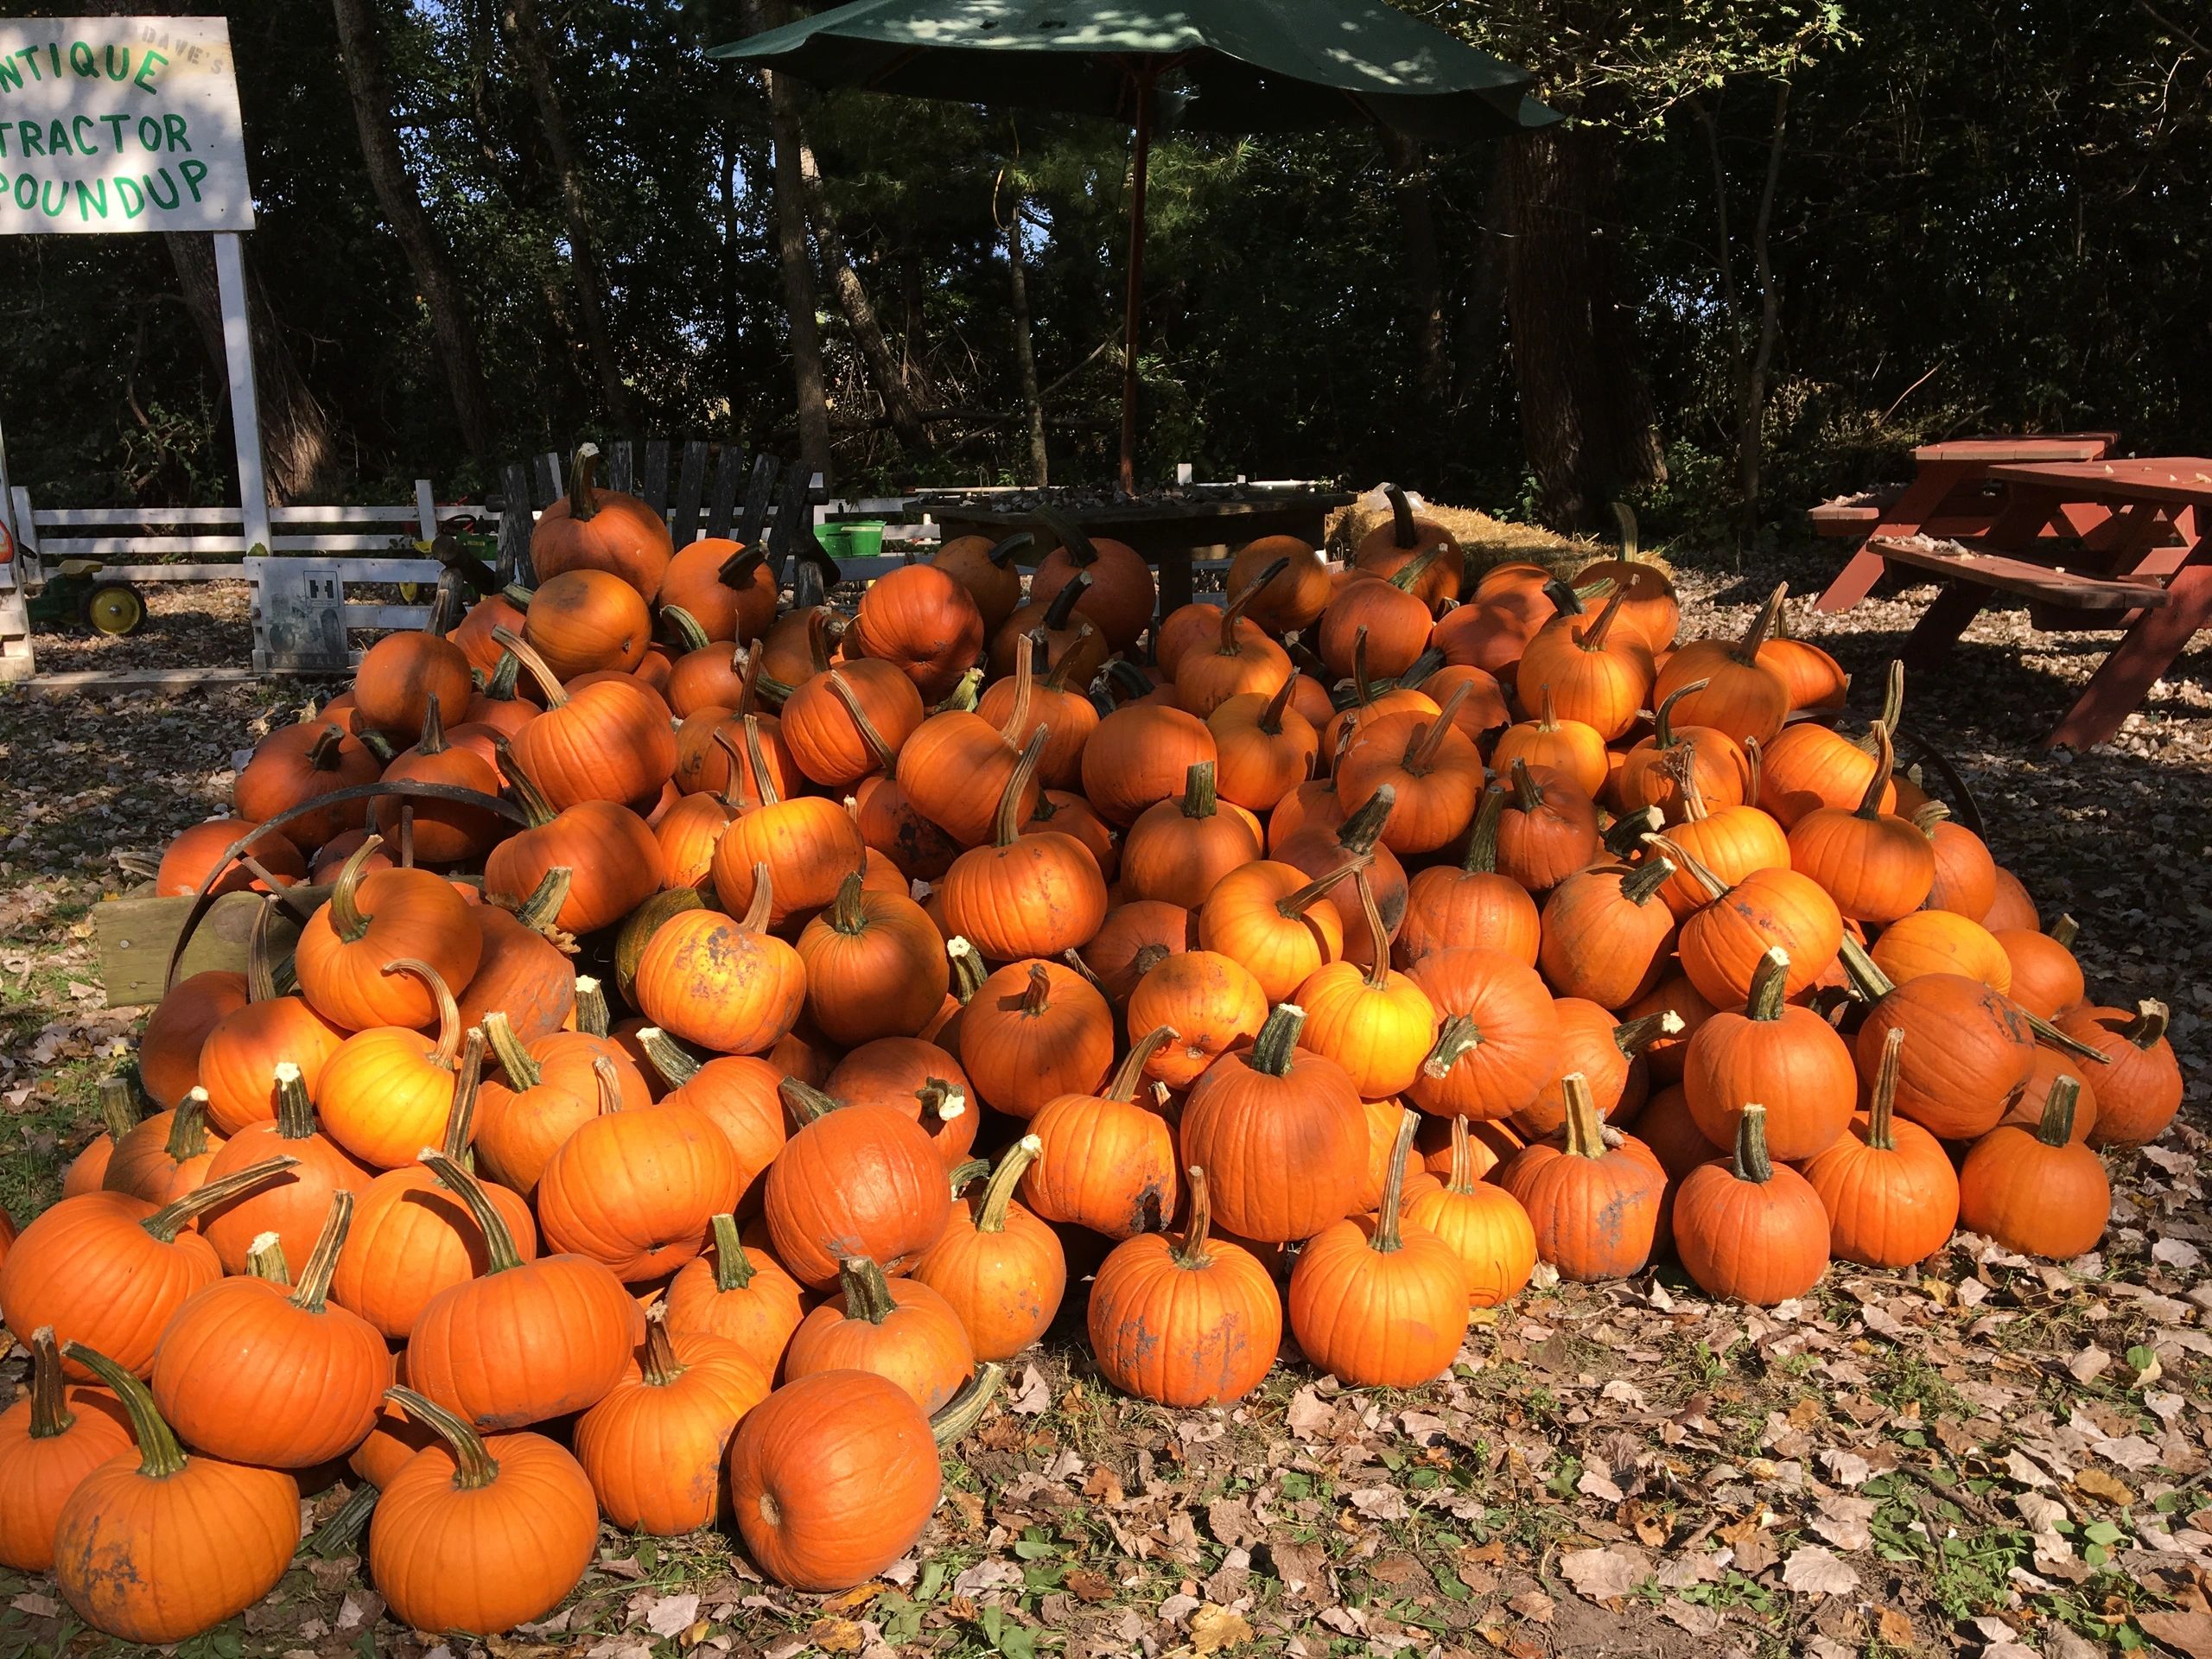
[1118,60,1154,498]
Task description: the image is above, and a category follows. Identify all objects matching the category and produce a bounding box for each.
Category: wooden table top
[1988,459,2212,505]
[928,490,1354,528]
[1911,434,2115,464]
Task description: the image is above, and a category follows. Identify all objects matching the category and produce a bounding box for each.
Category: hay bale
[1324,486,1661,585]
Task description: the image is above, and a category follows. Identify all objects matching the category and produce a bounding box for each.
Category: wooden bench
[1872,535,2172,612]
[1808,487,1903,537]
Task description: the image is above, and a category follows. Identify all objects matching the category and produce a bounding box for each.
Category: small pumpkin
[1404,1115,1538,1307]
[763,1083,953,1287]
[1179,1003,1368,1243]
[1786,723,1933,923]
[1870,907,2012,992]
[1491,683,1610,798]
[1536,858,1679,1011]
[1209,674,1321,814]
[353,582,474,741]
[0,1327,136,1572]
[1081,699,1218,828]
[912,1138,1066,1362]
[1122,760,1263,909]
[785,1255,976,1414]
[1335,682,1487,855]
[1994,915,2085,1020]
[1403,947,1561,1123]
[1492,761,1602,893]
[1292,868,1439,1100]
[194,899,346,1133]
[1649,831,1843,1009]
[1651,582,1792,747]
[1513,585,1654,741]
[664,1213,810,1374]
[1681,947,1855,1162]
[1021,1027,1184,1240]
[931,531,1031,634]
[1497,1074,1663,1282]
[232,716,380,852]
[1799,1026,1961,1269]
[1228,533,1332,631]
[529,442,675,599]
[1396,788,1541,969]
[2057,1000,2182,1149]
[1672,1103,1832,1305]
[938,731,1109,962]
[1842,935,2036,1141]
[293,837,482,1033]
[484,742,666,934]
[519,566,654,677]
[637,861,807,1056]
[1615,678,1750,822]
[957,958,1116,1120]
[200,1060,373,1276]
[712,717,868,931]
[1125,948,1268,1090]
[1196,857,1352,1003]
[1958,1074,2109,1258]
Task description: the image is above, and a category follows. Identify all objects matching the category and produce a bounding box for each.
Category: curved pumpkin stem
[291,1189,354,1315]
[1334,785,1397,858]
[972,1135,1043,1235]
[1446,1115,1477,1197]
[415,690,451,758]
[661,605,713,655]
[804,607,839,677]
[1865,1026,1904,1153]
[1255,670,1297,739]
[1834,930,1897,1001]
[1386,484,1419,550]
[2036,1074,2082,1147]
[1422,1013,1480,1079]
[931,1360,1006,1446]
[837,1255,901,1326]
[440,1027,487,1162]
[568,442,601,522]
[1731,1103,1775,1184]
[1173,1164,1219,1270]
[1558,1073,1605,1160]
[639,1302,688,1388]
[1745,947,1791,1022]
[824,673,898,773]
[1853,722,1895,819]
[779,1077,842,1126]
[1401,680,1471,775]
[946,937,985,1004]
[1248,1003,1307,1078]
[1217,556,1287,655]
[1611,1008,1685,1058]
[385,1386,499,1491]
[1277,857,1367,922]
[1640,830,1729,903]
[417,1147,524,1274]
[824,868,872,937]
[481,1010,543,1091]
[270,1062,315,1141]
[140,1155,298,1244]
[166,1089,213,1163]
[1369,1109,1421,1255]
[1509,759,1546,813]
[1107,1025,1179,1103]
[1669,738,1713,825]
[990,728,1051,849]
[488,626,571,709]
[382,958,461,1065]
[65,1343,188,1479]
[512,867,575,942]
[1573,585,1629,655]
[1385,543,1444,594]
[634,1027,701,1089]
[1742,733,1764,805]
[24,1328,74,1440]
[590,1054,625,1116]
[946,1157,991,1198]
[1460,787,1507,875]
[325,834,385,944]
[246,1233,290,1285]
[493,738,561,830]
[2125,999,2170,1050]
[707,1213,758,1291]
[737,861,776,936]
[1649,678,1706,749]
[1619,856,1675,909]
[741,715,782,808]
[1015,961,1054,1017]
[1355,868,1393,993]
[1729,582,1788,666]
[719,544,768,588]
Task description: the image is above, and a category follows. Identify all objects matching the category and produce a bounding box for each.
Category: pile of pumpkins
[0,461,2185,1643]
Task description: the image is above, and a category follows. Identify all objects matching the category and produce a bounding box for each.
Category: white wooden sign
[0,16,252,235]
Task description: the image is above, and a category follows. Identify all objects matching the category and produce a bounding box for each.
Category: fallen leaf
[1559,1548,1640,1603]
[1346,1485,1408,1521]
[1660,1599,1723,1637]
[1878,1608,1915,1648]
[1810,1493,1876,1551]
[1008,1363,1052,1414]
[1286,1387,1337,1435]
[1506,1589,1554,1622]
[1066,1569,1115,1603]
[643,1594,700,1639]
[1780,1546,1859,1597]
[807,1619,865,1655]
[2139,1611,2212,1659]
[2069,1345,2113,1383]
[1190,1604,1254,1655]
[2075,1468,2136,1506]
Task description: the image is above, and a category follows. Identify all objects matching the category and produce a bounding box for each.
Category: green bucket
[840,520,887,560]
[815,523,852,560]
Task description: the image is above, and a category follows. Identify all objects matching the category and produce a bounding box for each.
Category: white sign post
[0,16,267,557]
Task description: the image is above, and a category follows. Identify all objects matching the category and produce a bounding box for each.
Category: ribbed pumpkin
[1650,741,1791,918]
[150,1190,391,1466]
[1871,908,2012,992]
[575,1303,770,1535]
[1492,761,1602,892]
[1498,1074,1663,1281]
[664,1214,810,1373]
[1491,684,1609,798]
[1289,1111,1468,1386]
[783,625,930,790]
[1082,700,1218,828]
[51,1343,301,1644]
[2058,1000,2183,1148]
[519,565,653,677]
[63,1078,141,1198]
[496,625,677,810]
[1179,1004,1367,1243]
[1985,864,2040,931]
[1088,1165,1281,1405]
[931,531,1030,633]
[1515,1005,1681,1137]
[0,1327,136,1572]
[1650,832,1844,1009]
[1537,858,1679,1010]
[1403,947,1561,1123]
[1405,1115,1538,1306]
[1292,869,1438,1100]
[1355,486,1463,602]
[2,1158,295,1376]
[785,1255,975,1413]
[483,743,666,934]
[710,718,867,931]
[1317,548,1443,681]
[664,537,779,642]
[1196,857,1351,1003]
[937,731,1109,961]
[368,1386,600,1636]
[1021,1028,1184,1239]
[1785,723,1932,923]
[1672,1104,1832,1304]
[537,1056,743,1281]
[1616,678,1750,822]
[155,817,308,899]
[405,1150,637,1430]
[1757,662,1904,827]
[200,1061,373,1275]
[1396,790,1541,969]
[1120,760,1262,908]
[1514,586,1653,741]
[637,862,807,1055]
[1335,683,1486,855]
[1209,675,1321,813]
[103,1089,225,1207]
[789,868,947,1046]
[1843,936,2036,1140]
[1027,515,1158,649]
[1270,785,1408,971]
[1651,582,1792,747]
[1958,1075,2109,1258]
[1758,601,1848,709]
[1995,916,2085,1020]
[369,691,505,864]
[1681,948,1855,1161]
[728,1368,943,1592]
[1126,948,1268,1090]
[310,958,462,1169]
[912,1138,1066,1362]
[763,1084,952,1287]
[529,442,674,597]
[957,958,1115,1119]
[1911,800,1999,920]
[478,1010,650,1200]
[1998,1047,2100,1143]
[897,650,1040,844]
[846,559,986,701]
[453,871,576,1046]
[820,1036,975,1172]
[353,586,474,741]
[232,715,381,851]
[1799,1026,1960,1268]
[293,838,481,1033]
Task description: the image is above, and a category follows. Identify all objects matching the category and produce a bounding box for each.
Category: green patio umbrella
[710,0,1557,492]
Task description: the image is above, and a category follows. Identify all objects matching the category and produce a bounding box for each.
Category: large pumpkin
[530,442,675,599]
[1179,1003,1367,1243]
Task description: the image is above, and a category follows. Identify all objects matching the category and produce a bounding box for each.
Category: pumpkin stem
[1178,760,1220,821]
[1834,931,1897,1001]
[917,1077,967,1127]
[639,1302,688,1388]
[1039,508,1101,570]
[488,626,570,709]
[1745,947,1792,1021]
[931,1361,1006,1446]
[416,690,451,756]
[270,1061,315,1140]
[1385,542,1444,594]
[1877,658,1905,734]
[990,728,1050,849]
[1129,943,1172,981]
[382,958,461,1065]
[480,1009,543,1091]
[946,937,985,1004]
[165,1088,213,1162]
[97,1073,141,1145]
[660,604,713,654]
[804,607,837,677]
[741,715,782,807]
[1370,1109,1421,1255]
[1255,669,1297,737]
[1910,798,1951,837]
[1039,568,1091,633]
[573,976,610,1038]
[1278,857,1367,922]
[1173,1164,1218,1269]
[1732,582,1788,665]
[1016,960,1054,1017]
[1854,721,1895,818]
[1742,733,1764,805]
[493,739,560,830]
[1559,1074,1605,1159]
[1355,868,1393,993]
[1402,681,1471,774]
[324,834,385,944]
[719,545,768,588]
[995,632,1039,747]
[385,1386,500,1491]
[590,1054,625,1116]
[140,1155,297,1243]
[1509,758,1545,812]
[64,1343,188,1479]
[1620,856,1675,907]
[1385,484,1419,550]
[737,861,777,936]
[1348,626,1376,708]
[1866,1026,1904,1152]
[2036,1074,2082,1148]
[1108,1025,1179,1102]
[1640,830,1728,902]
[568,442,601,521]
[1611,1009,1685,1058]
[1249,1003,1308,1078]
[2125,999,2170,1050]
[1730,1103,1775,1184]
[823,868,871,937]
[1575,584,1629,654]
[1446,1114,1477,1196]
[986,531,1033,569]
[1333,785,1396,858]
[2048,914,2078,949]
[304,722,350,773]
[973,1135,1043,1235]
[1042,624,1098,690]
[512,866,575,937]
[1422,1013,1480,1079]
[416,1148,524,1274]
[707,1213,757,1291]
[290,1189,353,1314]
[779,1077,842,1126]
[1460,787,1507,874]
[712,725,757,813]
[824,672,899,772]
[1060,946,1108,992]
[837,1255,902,1326]
[947,1157,991,1198]
[25,1328,74,1440]
[1533,683,1561,734]
[1651,677,1707,748]
[634,1027,701,1089]
[438,1028,487,1163]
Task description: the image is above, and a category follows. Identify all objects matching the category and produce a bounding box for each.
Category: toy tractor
[2,518,148,637]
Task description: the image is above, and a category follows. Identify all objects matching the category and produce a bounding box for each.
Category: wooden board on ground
[94,889,307,1007]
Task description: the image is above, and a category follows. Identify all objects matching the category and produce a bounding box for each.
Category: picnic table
[1811,434,2118,613]
[1859,457,2212,748]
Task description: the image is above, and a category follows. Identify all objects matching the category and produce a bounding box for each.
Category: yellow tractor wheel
[82,582,148,637]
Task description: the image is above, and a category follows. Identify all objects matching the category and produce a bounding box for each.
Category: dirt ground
[0,540,2208,1659]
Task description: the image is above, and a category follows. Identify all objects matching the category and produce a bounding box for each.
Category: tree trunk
[747,2,831,485]
[1006,206,1049,486]
[1500,126,1667,531]
[501,0,632,429]
[1738,83,1791,532]
[795,136,931,451]
[330,0,497,460]
[164,233,346,504]
[1382,130,1451,423]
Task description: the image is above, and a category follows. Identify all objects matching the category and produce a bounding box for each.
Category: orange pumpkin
[1179,1003,1368,1243]
[1651,582,1792,747]
[1514,586,1653,741]
[762,1084,952,1287]
[957,958,1115,1120]
[711,718,867,931]
[497,626,677,811]
[0,1327,136,1573]
[637,862,807,1056]
[2057,1000,2182,1149]
[1497,1074,1663,1281]
[1404,947,1560,1123]
[662,537,779,643]
[1672,1103,1831,1305]
[1958,1075,2109,1258]
[530,443,675,598]
[663,1214,810,1375]
[1021,1028,1184,1239]
[1799,1026,1960,1269]
[1227,533,1332,631]
[937,731,1109,962]
[293,838,481,1033]
[1404,1115,1537,1306]
[1395,789,1541,969]
[1681,947,1855,1161]
[785,1255,976,1414]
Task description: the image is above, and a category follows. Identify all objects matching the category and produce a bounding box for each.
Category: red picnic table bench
[1856,457,2212,748]
[1810,433,2120,613]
